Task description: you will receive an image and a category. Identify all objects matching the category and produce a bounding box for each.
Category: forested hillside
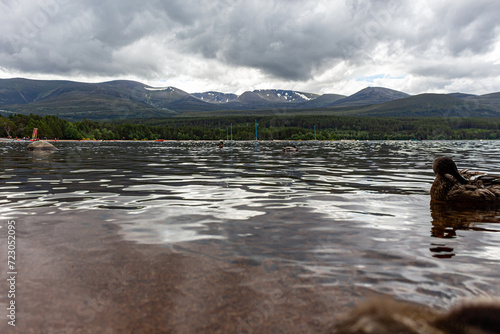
[2,114,500,141]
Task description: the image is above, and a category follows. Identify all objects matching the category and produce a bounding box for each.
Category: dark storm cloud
[178,0,404,80]
[0,0,499,87]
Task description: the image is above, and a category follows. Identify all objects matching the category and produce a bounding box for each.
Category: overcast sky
[1,0,500,95]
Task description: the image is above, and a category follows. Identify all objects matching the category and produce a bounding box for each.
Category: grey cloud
[0,0,405,79]
[1,0,169,76]
[411,61,500,80]
[399,1,500,57]
[443,2,500,55]
[0,0,499,89]
[179,1,362,79]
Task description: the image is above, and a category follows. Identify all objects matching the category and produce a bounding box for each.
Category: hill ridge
[1,78,499,120]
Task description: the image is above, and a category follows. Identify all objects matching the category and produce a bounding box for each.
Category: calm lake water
[1,140,500,333]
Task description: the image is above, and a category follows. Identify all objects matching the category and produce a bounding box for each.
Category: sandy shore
[1,138,353,143]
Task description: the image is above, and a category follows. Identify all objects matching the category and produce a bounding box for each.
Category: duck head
[433,156,468,184]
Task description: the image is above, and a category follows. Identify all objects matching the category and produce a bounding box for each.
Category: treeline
[1,113,500,140]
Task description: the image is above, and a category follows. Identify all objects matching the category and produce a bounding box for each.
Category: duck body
[282,146,299,152]
[331,296,500,334]
[430,157,500,203]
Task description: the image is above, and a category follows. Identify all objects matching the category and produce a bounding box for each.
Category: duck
[430,156,500,203]
[282,145,299,152]
[217,141,224,148]
[330,296,500,334]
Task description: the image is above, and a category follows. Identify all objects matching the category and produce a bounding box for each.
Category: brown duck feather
[331,296,500,334]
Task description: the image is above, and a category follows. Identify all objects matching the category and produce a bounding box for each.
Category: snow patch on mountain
[295,92,312,101]
[145,87,176,92]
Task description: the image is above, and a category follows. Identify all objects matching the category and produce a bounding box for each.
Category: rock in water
[27,141,57,151]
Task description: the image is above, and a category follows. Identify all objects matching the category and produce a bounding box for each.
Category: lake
[1,140,499,333]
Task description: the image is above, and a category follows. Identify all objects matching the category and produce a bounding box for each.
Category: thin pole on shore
[255,119,257,141]
[314,125,317,141]
[230,124,233,143]
[227,127,229,141]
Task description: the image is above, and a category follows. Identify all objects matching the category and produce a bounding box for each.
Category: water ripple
[1,140,500,307]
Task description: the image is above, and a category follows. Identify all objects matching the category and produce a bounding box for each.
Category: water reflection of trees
[429,202,500,258]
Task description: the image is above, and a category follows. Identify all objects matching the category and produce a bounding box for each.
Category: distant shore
[1,138,359,143]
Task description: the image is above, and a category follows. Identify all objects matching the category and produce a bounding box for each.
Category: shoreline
[3,138,495,143]
[1,138,359,143]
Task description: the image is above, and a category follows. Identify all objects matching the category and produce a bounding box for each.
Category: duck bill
[451,170,468,184]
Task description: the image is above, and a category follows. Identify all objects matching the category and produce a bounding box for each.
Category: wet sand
[0,211,369,333]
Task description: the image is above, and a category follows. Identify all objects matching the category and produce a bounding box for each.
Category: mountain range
[1,78,499,120]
